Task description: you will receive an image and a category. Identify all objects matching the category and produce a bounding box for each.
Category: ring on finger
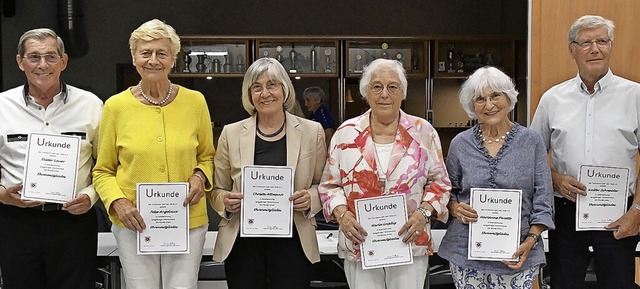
[414,230,420,235]
[461,216,466,223]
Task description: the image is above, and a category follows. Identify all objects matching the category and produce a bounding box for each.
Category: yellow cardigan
[93,85,215,228]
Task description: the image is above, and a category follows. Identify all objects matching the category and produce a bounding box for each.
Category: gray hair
[241,58,296,115]
[130,19,181,58]
[359,59,407,100]
[459,66,518,119]
[18,28,65,57]
[302,86,325,101]
[568,15,615,43]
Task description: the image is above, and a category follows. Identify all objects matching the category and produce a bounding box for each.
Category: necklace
[373,142,389,191]
[138,80,172,106]
[256,116,285,138]
[481,131,510,144]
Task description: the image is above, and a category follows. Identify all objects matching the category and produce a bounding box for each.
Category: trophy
[447,44,455,73]
[324,49,332,72]
[289,44,297,73]
[275,46,284,63]
[236,55,245,73]
[381,42,389,59]
[211,58,221,73]
[262,50,270,58]
[310,45,317,72]
[355,53,363,73]
[183,50,192,73]
[223,54,232,73]
[195,54,208,73]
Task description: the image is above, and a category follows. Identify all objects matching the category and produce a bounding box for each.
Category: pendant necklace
[138,80,172,106]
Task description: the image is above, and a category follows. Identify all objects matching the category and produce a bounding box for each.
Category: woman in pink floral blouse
[318,58,451,289]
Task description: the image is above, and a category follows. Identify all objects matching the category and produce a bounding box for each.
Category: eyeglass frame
[570,39,612,49]
[250,81,283,94]
[23,53,62,64]
[473,92,504,105]
[368,82,402,95]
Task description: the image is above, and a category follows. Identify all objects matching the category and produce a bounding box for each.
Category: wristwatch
[418,207,432,223]
[526,232,540,244]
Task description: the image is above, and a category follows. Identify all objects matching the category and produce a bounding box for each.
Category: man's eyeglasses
[570,39,611,49]
[251,82,282,94]
[24,53,61,64]
[473,93,504,105]
[369,82,402,95]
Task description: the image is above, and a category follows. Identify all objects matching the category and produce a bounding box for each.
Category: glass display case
[433,39,514,78]
[172,37,250,77]
[256,40,339,77]
[346,40,426,77]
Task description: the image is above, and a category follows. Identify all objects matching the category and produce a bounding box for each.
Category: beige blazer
[210,112,326,263]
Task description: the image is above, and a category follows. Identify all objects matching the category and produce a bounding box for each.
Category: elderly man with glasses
[531,15,640,289]
[0,28,103,289]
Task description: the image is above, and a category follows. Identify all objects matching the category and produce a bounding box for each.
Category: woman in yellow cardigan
[93,19,214,289]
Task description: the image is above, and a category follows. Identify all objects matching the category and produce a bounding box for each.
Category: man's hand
[0,184,43,208]
[606,208,640,239]
[63,194,92,215]
[552,172,587,202]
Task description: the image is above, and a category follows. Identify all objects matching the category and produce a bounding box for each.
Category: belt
[29,203,63,211]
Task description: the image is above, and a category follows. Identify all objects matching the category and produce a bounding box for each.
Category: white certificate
[576,165,629,231]
[137,183,189,255]
[468,188,522,262]
[21,132,81,203]
[356,194,413,270]
[241,165,294,237]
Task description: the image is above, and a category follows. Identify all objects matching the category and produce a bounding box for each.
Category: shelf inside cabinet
[172,38,250,77]
[346,40,426,77]
[256,40,339,76]
[433,40,514,79]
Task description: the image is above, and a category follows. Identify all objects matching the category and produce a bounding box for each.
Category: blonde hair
[129,19,180,57]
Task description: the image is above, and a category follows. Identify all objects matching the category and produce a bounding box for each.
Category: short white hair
[358,59,407,100]
[458,66,518,119]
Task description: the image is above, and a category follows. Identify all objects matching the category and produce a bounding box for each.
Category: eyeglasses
[251,82,282,94]
[369,82,402,95]
[570,39,611,49]
[473,93,504,105]
[24,53,61,64]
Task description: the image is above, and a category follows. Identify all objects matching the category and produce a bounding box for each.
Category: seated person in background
[304,86,336,146]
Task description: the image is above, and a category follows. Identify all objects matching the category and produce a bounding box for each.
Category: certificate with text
[137,183,189,255]
[356,194,413,270]
[22,133,80,203]
[576,165,629,231]
[241,165,294,238]
[468,188,522,262]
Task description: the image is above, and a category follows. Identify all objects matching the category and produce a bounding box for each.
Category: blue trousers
[549,197,638,289]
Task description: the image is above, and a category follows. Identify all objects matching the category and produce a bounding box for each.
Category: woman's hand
[184,173,206,206]
[502,237,536,270]
[399,208,429,244]
[450,201,478,225]
[334,206,367,245]
[112,198,145,232]
[223,192,243,213]
[289,189,311,212]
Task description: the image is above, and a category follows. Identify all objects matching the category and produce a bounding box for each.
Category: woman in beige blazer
[210,57,327,289]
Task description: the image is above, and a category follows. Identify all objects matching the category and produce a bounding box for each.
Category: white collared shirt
[0,84,103,203]
[531,70,640,197]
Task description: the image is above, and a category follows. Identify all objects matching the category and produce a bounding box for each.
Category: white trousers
[112,224,208,289]
[344,256,429,289]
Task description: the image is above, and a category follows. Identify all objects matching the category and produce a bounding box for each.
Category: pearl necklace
[138,80,172,106]
[481,131,510,144]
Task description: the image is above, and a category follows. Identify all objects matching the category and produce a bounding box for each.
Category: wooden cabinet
[170,36,523,156]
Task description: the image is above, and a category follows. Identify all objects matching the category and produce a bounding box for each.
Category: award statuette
[355,53,363,73]
[223,54,232,73]
[447,44,455,73]
[195,55,208,73]
[262,50,270,58]
[381,42,389,59]
[276,46,284,63]
[310,45,317,72]
[324,49,332,72]
[289,44,297,73]
[236,55,245,73]
[183,50,192,73]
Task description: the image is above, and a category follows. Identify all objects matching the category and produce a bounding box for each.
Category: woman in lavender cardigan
[438,66,554,289]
